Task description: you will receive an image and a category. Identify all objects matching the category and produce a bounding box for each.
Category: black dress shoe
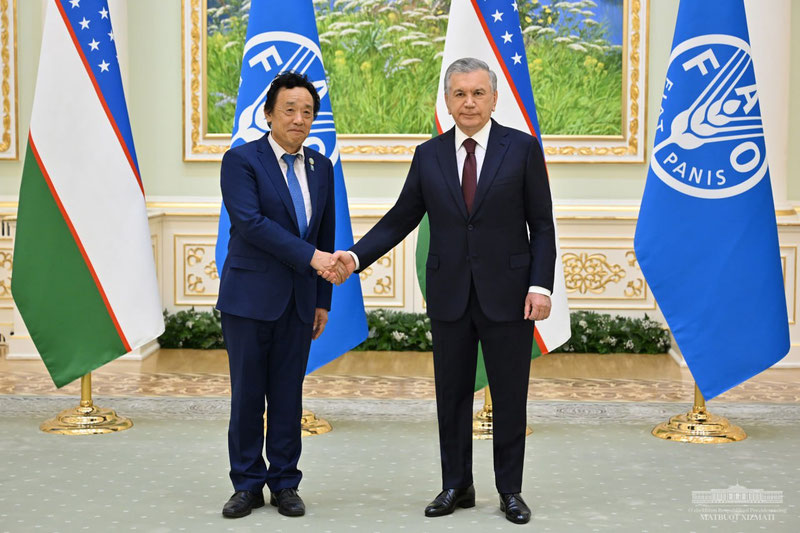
[222,490,265,518]
[500,493,531,524]
[424,485,476,517]
[270,488,305,517]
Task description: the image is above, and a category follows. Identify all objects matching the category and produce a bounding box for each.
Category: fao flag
[214,0,367,373]
[634,0,789,400]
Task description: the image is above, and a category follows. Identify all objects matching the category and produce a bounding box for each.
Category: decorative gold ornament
[624,279,644,297]
[204,260,219,279]
[0,0,16,157]
[186,273,205,293]
[339,144,416,156]
[0,249,11,297]
[563,252,625,294]
[40,374,133,435]
[652,384,746,443]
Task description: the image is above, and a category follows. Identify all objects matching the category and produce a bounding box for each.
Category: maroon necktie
[461,138,477,215]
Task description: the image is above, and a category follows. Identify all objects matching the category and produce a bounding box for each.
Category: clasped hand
[310,250,356,285]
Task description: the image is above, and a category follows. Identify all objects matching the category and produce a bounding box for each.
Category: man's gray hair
[444,57,498,94]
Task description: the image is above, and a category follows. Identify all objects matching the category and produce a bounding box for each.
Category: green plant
[352,309,433,351]
[156,308,670,354]
[552,310,671,354]
[158,308,225,349]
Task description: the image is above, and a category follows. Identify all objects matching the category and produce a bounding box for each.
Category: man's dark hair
[263,71,320,118]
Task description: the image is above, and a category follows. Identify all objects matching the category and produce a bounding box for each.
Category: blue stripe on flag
[473,0,543,143]
[58,0,139,177]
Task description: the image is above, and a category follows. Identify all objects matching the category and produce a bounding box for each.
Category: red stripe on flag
[54,0,144,195]
[469,0,537,139]
[534,326,550,354]
[28,132,132,352]
[434,111,444,135]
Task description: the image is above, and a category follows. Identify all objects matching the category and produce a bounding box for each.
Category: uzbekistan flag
[415,0,571,390]
[12,0,163,388]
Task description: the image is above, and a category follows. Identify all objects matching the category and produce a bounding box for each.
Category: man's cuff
[528,286,551,296]
[347,250,360,271]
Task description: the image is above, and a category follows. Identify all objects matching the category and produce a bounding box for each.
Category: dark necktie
[461,138,477,215]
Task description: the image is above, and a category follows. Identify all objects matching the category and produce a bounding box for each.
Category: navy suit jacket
[216,133,335,324]
[351,120,556,323]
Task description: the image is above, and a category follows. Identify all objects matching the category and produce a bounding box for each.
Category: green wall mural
[206,0,624,136]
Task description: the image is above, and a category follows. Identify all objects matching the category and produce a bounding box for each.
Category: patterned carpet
[1,371,799,403]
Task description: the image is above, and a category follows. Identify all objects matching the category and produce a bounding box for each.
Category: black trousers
[430,283,534,494]
[221,298,312,493]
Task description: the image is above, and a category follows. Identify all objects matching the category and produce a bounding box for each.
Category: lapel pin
[309,157,315,171]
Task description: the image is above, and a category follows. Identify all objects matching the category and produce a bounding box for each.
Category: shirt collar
[454,119,492,151]
[268,133,304,163]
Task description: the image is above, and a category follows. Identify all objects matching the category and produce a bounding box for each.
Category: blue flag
[634,0,789,400]
[215,0,367,373]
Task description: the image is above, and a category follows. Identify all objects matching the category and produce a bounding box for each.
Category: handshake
[311,249,357,285]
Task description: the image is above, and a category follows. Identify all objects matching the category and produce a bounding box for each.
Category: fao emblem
[231,31,338,164]
[651,35,767,199]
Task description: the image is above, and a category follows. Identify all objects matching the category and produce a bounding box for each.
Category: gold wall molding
[0,0,17,159]
[6,210,800,362]
[182,0,648,163]
[557,236,655,310]
[358,251,396,299]
[352,223,405,308]
[0,248,11,299]
[173,235,220,306]
[563,252,626,294]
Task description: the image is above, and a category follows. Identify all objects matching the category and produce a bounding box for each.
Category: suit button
[467,224,474,230]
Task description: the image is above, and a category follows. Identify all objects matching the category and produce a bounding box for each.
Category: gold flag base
[651,407,746,443]
[264,409,332,437]
[40,374,132,435]
[472,387,533,440]
[652,383,746,444]
[40,404,133,435]
[301,409,332,437]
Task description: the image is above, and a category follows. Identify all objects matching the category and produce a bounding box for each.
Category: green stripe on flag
[12,142,127,388]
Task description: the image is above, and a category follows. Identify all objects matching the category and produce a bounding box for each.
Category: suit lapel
[256,134,301,234]
[434,127,469,221]
[303,146,320,234]
[470,120,510,217]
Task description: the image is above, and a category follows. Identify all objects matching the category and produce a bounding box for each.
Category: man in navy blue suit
[327,58,555,525]
[216,71,340,519]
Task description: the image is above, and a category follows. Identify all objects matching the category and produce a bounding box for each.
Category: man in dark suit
[326,58,555,524]
[216,71,339,519]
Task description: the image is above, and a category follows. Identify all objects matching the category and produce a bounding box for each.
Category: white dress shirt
[268,133,312,225]
[455,119,491,185]
[350,121,551,298]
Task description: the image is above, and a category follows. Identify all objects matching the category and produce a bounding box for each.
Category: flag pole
[40,373,133,435]
[651,382,746,443]
[472,386,533,439]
